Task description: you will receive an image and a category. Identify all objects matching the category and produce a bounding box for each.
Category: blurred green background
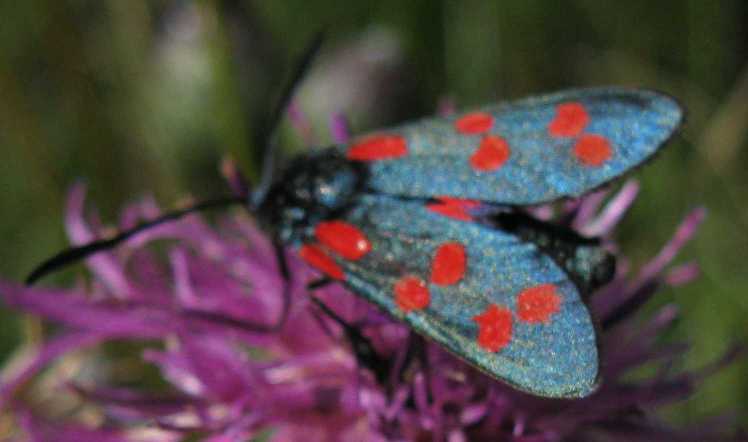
[0,0,746,428]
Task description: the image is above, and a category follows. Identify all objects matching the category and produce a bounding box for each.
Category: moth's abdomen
[488,211,615,296]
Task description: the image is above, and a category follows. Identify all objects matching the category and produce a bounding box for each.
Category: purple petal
[329,113,352,144]
[287,100,317,145]
[665,262,701,286]
[597,208,706,325]
[383,385,409,421]
[65,183,132,298]
[0,282,178,336]
[220,156,250,198]
[171,248,199,306]
[447,429,466,442]
[178,334,258,402]
[571,189,608,229]
[0,332,105,409]
[580,180,639,236]
[526,204,555,221]
[459,402,488,426]
[437,96,456,117]
[635,207,706,287]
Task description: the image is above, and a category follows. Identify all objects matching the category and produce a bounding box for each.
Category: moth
[27,35,683,398]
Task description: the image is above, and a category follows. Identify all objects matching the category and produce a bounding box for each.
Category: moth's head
[255,149,368,242]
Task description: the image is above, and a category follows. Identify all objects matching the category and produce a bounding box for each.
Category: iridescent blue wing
[298,195,598,398]
[338,87,682,204]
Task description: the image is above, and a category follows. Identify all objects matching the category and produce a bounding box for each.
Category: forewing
[299,195,598,398]
[339,87,682,204]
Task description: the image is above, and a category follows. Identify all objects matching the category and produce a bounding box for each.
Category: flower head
[0,118,742,442]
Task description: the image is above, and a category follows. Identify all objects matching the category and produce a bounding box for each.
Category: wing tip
[559,372,601,398]
[524,370,600,399]
[580,86,686,153]
[527,362,600,399]
[559,86,685,122]
[643,88,685,131]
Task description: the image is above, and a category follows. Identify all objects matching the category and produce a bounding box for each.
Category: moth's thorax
[257,149,369,244]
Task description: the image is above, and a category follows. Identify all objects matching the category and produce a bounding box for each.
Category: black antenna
[250,30,326,209]
[25,196,243,285]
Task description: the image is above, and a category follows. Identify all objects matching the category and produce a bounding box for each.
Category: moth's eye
[314,170,358,208]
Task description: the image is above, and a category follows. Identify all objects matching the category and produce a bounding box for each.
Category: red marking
[431,242,467,285]
[455,112,494,135]
[517,284,561,323]
[470,135,511,172]
[548,102,589,137]
[299,244,344,281]
[426,197,480,222]
[573,134,612,167]
[315,221,372,261]
[473,304,513,352]
[436,196,480,208]
[347,134,408,161]
[394,275,430,313]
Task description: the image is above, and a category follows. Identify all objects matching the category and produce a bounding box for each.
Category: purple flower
[0,118,742,442]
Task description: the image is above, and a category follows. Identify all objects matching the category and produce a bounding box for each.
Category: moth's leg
[387,331,415,388]
[272,240,293,328]
[307,277,332,291]
[307,290,390,384]
[305,278,339,339]
[305,277,361,344]
[412,334,434,402]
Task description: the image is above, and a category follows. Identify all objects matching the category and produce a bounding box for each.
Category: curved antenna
[250,31,326,209]
[25,196,244,285]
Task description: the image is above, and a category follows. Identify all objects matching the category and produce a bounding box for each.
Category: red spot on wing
[394,275,430,313]
[517,284,562,323]
[315,221,372,260]
[426,197,480,222]
[470,135,511,172]
[299,244,345,281]
[436,196,481,208]
[455,112,494,135]
[473,304,513,352]
[347,134,408,161]
[427,203,472,221]
[548,102,589,137]
[573,134,612,167]
[431,242,467,285]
